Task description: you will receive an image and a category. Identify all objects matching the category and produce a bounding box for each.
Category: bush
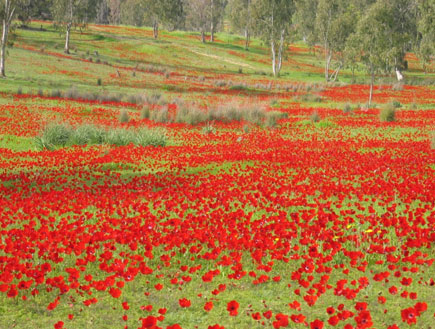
[310,111,320,123]
[17,86,22,95]
[97,78,102,86]
[119,110,130,123]
[380,104,396,122]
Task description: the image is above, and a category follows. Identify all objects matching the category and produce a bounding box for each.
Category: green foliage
[264,110,287,128]
[391,99,402,108]
[136,127,167,147]
[175,106,208,125]
[69,124,106,145]
[380,103,396,122]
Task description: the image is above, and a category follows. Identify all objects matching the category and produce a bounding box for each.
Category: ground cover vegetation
[0,0,434,329]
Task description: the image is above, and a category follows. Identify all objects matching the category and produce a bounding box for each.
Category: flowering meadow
[0,22,434,329]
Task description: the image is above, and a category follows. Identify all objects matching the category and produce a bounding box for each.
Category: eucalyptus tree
[228,0,253,49]
[51,0,92,54]
[251,0,294,77]
[347,0,402,106]
[143,0,184,39]
[1,0,22,77]
[315,0,353,81]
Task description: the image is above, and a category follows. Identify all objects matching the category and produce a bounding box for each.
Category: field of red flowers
[0,22,434,329]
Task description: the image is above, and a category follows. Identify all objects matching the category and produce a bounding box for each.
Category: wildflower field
[0,22,434,329]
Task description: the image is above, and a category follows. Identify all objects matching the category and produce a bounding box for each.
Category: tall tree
[251,0,294,77]
[416,0,434,72]
[228,0,253,49]
[185,0,210,43]
[315,0,354,81]
[209,0,226,42]
[143,0,184,39]
[294,0,317,48]
[347,0,400,106]
[1,0,19,77]
[51,0,91,54]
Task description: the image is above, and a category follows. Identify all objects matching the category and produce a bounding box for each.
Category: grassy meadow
[0,21,434,329]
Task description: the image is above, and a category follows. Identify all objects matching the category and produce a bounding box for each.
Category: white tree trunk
[325,49,332,81]
[65,23,72,54]
[153,21,159,39]
[1,20,7,77]
[271,39,276,77]
[277,29,285,75]
[244,28,250,50]
[210,0,214,42]
[368,66,374,107]
[1,0,15,77]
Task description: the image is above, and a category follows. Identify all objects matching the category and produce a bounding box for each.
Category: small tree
[251,0,295,77]
[209,0,226,42]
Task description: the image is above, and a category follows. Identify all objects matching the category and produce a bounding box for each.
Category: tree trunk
[210,0,214,42]
[65,22,72,54]
[271,39,276,77]
[325,49,332,81]
[201,30,205,43]
[1,0,15,78]
[244,29,250,50]
[368,66,374,107]
[276,29,285,76]
[153,21,159,39]
[1,19,8,77]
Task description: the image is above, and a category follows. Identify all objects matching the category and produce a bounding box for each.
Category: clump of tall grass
[119,109,130,123]
[379,103,397,122]
[310,111,321,123]
[35,123,166,150]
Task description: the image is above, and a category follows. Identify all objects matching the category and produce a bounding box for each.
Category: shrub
[229,84,248,91]
[119,110,130,123]
[97,78,102,86]
[379,104,396,122]
[141,106,150,119]
[310,111,320,123]
[343,103,353,113]
[17,86,22,95]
